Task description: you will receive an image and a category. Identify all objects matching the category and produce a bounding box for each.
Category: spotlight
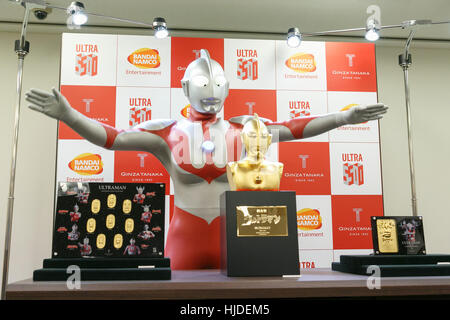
[287,27,302,48]
[67,1,88,27]
[365,18,380,41]
[153,17,168,39]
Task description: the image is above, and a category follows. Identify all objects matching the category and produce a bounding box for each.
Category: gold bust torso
[226,160,284,191]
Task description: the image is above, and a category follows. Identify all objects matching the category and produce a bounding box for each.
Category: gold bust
[226,114,283,191]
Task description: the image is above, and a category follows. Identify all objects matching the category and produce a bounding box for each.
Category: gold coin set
[53,182,166,258]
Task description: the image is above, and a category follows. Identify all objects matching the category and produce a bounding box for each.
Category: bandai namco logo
[68,153,103,175]
[297,208,322,231]
[285,53,316,73]
[127,48,161,69]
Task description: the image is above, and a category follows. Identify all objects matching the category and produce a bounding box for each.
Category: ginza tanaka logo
[237,49,258,80]
[285,53,316,73]
[68,153,103,175]
[127,48,161,69]
[342,153,364,186]
[75,44,98,76]
[289,100,311,119]
[297,208,322,231]
[129,97,152,127]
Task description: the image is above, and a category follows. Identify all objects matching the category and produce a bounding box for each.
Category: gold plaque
[376,219,399,253]
[107,194,117,208]
[113,234,123,249]
[236,206,288,237]
[106,214,115,229]
[96,234,106,249]
[122,199,132,214]
[86,218,96,233]
[91,199,101,214]
[125,218,134,233]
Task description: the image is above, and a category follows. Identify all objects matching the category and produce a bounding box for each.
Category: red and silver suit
[25,49,388,270]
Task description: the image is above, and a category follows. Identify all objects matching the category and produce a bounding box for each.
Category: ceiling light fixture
[67,1,88,28]
[287,27,302,47]
[153,17,168,38]
[365,18,380,41]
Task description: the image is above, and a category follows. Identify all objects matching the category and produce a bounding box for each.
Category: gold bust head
[241,113,272,162]
[226,113,283,191]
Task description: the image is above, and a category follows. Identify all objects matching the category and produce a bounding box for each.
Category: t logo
[192,50,201,59]
[353,208,363,222]
[82,99,93,113]
[345,54,356,67]
[137,153,148,168]
[245,102,256,115]
[298,155,309,169]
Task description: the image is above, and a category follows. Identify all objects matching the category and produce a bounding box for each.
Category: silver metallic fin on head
[200,49,213,79]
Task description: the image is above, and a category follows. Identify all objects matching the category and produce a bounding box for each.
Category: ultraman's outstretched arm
[266,103,388,141]
[25,88,172,156]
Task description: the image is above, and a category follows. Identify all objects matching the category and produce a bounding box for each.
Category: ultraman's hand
[341,103,388,125]
[25,88,75,124]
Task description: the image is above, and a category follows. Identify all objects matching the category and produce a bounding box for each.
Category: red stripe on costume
[102,124,124,149]
[267,116,318,139]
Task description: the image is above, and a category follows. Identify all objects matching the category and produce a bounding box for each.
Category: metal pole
[1,3,30,300]
[398,30,418,217]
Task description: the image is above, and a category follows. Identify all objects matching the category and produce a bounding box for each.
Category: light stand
[399,29,418,217]
[1,1,33,301]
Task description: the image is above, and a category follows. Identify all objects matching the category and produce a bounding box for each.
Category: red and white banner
[57,33,384,269]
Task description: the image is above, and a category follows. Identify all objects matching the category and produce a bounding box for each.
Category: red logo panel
[279,142,331,195]
[170,37,224,88]
[224,89,276,121]
[326,42,377,92]
[59,85,116,139]
[331,195,384,249]
[114,151,170,195]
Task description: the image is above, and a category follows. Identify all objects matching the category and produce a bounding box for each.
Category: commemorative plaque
[221,114,299,277]
[371,216,426,255]
[236,206,288,237]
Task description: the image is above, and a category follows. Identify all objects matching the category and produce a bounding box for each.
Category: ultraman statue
[26,49,387,269]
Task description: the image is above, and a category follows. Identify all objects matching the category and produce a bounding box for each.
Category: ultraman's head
[83,237,89,245]
[181,49,229,114]
[74,204,79,212]
[136,186,145,194]
[241,113,272,160]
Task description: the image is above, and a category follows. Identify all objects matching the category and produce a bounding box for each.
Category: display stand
[332,254,450,277]
[33,257,171,281]
[220,191,299,277]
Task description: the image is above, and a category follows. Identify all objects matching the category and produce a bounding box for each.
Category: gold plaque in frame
[376,218,399,253]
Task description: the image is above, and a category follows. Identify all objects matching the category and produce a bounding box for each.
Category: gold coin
[113,234,123,249]
[107,194,117,208]
[91,199,101,214]
[106,214,115,229]
[122,199,132,214]
[125,218,134,233]
[96,234,106,249]
[86,218,96,233]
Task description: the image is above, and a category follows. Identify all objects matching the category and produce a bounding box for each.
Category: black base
[33,257,171,281]
[220,191,299,277]
[332,254,450,277]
